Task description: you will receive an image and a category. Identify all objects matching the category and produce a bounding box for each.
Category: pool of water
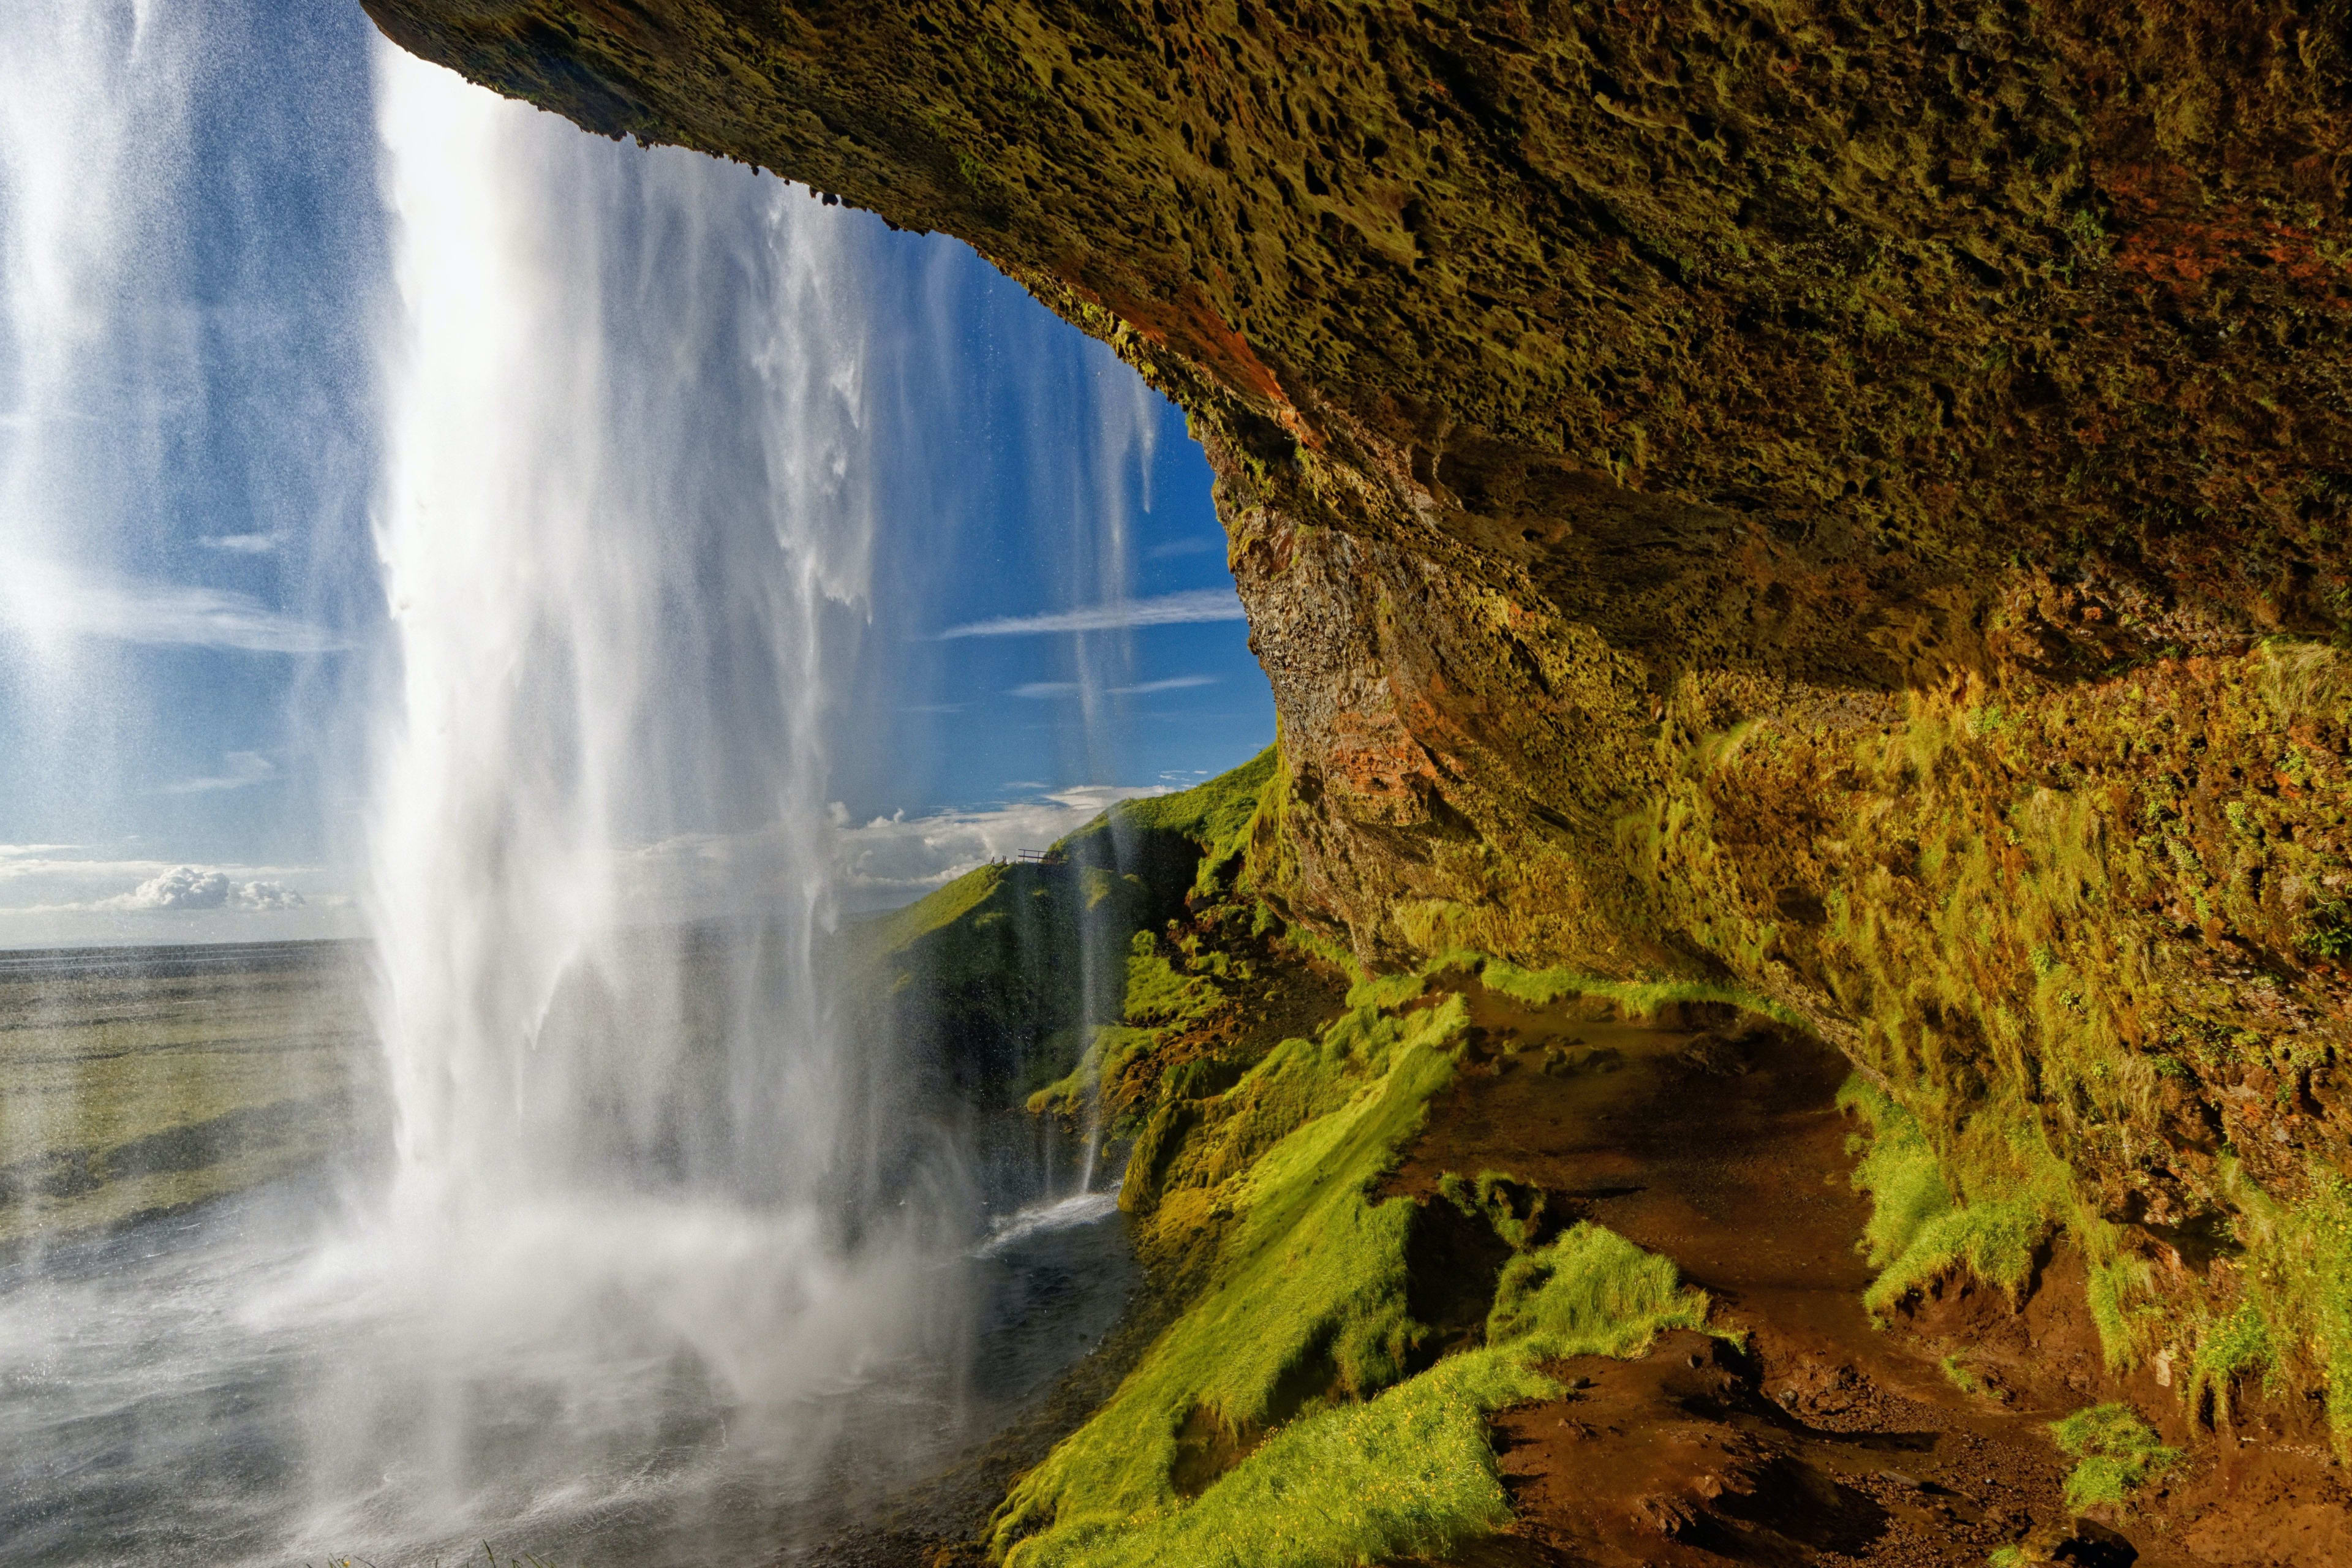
[0,1161,1134,1567]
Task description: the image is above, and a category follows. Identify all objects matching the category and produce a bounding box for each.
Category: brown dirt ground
[1379,982,2350,1568]
[821,977,2346,1566]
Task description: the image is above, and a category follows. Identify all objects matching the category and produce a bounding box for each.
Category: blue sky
[0,0,1271,945]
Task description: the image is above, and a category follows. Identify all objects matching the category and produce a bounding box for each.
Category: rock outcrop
[366,0,2351,1431]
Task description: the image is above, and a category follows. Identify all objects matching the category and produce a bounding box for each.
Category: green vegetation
[1836,1076,2159,1366]
[2049,1403,2179,1511]
[868,748,1282,1104]
[1477,957,1801,1027]
[990,994,1468,1562]
[1103,747,1278,903]
[0,949,374,1247]
[989,949,1713,1568]
[2298,898,2352,960]
[1437,1169,1547,1251]
[2185,1302,2274,1427]
[1036,1224,1710,1568]
[1484,1222,1711,1354]
[1839,1078,2052,1315]
[2201,1162,2352,1452]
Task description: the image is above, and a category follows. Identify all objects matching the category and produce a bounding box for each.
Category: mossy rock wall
[369,1,2351,1336]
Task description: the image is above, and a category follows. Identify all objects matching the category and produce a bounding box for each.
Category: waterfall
[0,11,1171,1564]
[369,50,880,1213]
[269,48,967,1556]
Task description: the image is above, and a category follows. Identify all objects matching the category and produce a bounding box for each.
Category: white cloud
[115,865,305,911]
[935,586,1246,639]
[620,785,1178,918]
[0,846,336,930]
[831,786,1171,907]
[1010,681,1079,699]
[1146,535,1222,559]
[198,533,279,554]
[0,556,347,653]
[160,750,277,794]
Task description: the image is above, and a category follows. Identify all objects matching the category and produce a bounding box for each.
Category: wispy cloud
[1009,674,1216,699]
[1,559,348,654]
[1146,535,1222,559]
[936,586,1245,639]
[198,532,280,554]
[160,751,278,794]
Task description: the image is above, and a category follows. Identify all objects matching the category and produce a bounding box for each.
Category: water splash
[285,48,971,1556]
[0,11,1171,1563]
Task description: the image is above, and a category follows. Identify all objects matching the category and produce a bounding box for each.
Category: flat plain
[0,942,379,1250]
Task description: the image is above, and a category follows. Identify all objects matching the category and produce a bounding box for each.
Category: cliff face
[368,0,2351,1408]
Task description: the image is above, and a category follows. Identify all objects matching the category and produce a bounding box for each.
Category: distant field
[0,941,382,1249]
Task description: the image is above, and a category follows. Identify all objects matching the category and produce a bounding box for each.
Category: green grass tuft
[2049,1403,2179,1511]
[2185,1300,2274,1426]
[2207,1161,2352,1452]
[992,967,1716,1568]
[1838,1078,2049,1316]
[1006,1213,1712,1568]
[1485,1222,1713,1355]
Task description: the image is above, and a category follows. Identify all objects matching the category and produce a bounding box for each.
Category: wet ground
[1379,981,2348,1568]
[0,943,1145,1568]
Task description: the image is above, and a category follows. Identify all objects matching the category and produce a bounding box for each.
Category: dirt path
[1383,984,2203,1567]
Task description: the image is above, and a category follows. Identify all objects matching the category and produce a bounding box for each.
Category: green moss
[991,995,1469,1563]
[1006,1213,1710,1568]
[994,935,1724,1568]
[2186,1301,2275,1426]
[1437,1169,1548,1251]
[2049,1403,2179,1511]
[1039,1348,1544,1568]
[2210,1163,2352,1452]
[1840,1077,2049,1314]
[1464,956,1800,1027]
[1485,1222,1713,1355]
[1122,934,1221,1030]
[1344,970,1427,1012]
